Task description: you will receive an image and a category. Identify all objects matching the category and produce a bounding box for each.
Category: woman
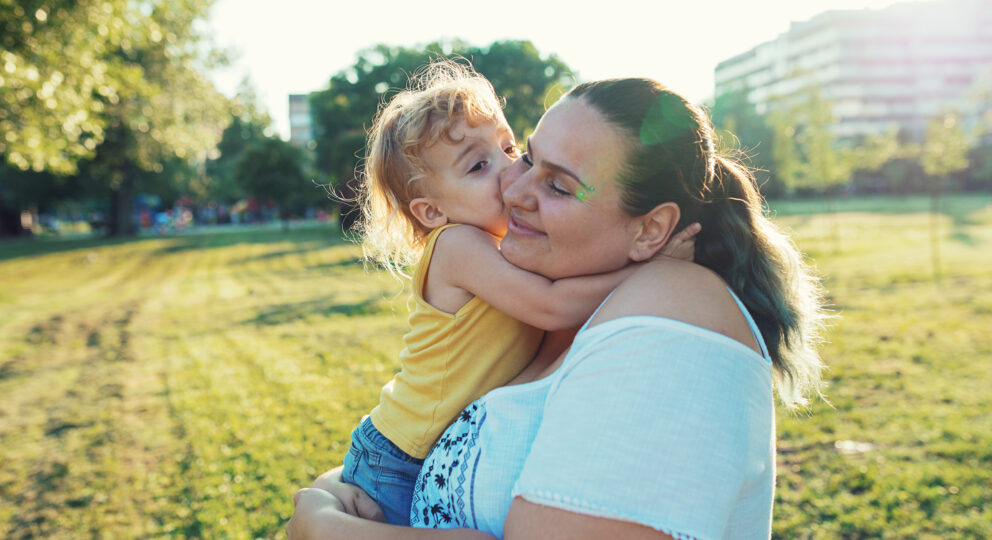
[288,77,826,539]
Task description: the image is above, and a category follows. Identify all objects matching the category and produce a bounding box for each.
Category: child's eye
[504,144,519,157]
[469,160,488,173]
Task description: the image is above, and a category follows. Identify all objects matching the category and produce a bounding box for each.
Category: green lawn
[1,194,990,539]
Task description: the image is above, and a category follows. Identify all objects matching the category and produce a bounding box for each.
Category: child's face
[419,116,519,237]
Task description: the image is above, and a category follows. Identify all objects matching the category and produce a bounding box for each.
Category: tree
[767,84,859,252]
[768,84,858,197]
[920,112,971,281]
[709,87,779,196]
[309,40,574,231]
[234,137,314,230]
[1,0,230,236]
[205,81,274,203]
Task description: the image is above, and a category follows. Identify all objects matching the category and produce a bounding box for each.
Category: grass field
[1,194,990,539]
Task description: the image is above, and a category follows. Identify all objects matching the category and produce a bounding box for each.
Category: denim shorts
[341,416,424,526]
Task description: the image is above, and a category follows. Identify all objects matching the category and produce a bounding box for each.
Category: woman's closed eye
[521,152,533,167]
[547,178,572,197]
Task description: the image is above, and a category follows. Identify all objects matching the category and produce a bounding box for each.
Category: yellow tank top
[369,224,544,458]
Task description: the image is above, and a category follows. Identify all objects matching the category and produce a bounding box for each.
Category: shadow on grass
[308,257,364,271]
[0,235,142,262]
[0,223,348,262]
[153,224,348,256]
[245,295,390,326]
[229,246,326,264]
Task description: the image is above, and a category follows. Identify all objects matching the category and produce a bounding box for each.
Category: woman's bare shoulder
[587,258,760,353]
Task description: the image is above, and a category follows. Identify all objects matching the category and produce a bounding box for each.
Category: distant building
[714,0,992,141]
[289,94,315,148]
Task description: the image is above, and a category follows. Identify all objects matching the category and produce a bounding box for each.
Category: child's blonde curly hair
[357,60,507,276]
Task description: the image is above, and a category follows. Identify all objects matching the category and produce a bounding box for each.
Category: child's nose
[500,159,531,208]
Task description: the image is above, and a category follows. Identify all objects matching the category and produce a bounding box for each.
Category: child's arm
[428,226,640,331]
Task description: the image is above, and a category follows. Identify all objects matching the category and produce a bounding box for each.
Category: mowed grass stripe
[0,240,197,538]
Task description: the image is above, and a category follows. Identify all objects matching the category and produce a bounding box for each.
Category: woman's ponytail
[696,156,827,407]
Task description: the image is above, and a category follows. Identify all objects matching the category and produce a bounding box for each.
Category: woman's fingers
[287,488,347,539]
[306,466,384,520]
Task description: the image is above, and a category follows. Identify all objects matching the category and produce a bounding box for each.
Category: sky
[205,0,903,139]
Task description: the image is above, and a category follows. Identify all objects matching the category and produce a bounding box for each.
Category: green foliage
[308,40,574,188]
[768,84,858,194]
[1,0,127,174]
[921,113,971,180]
[235,137,318,221]
[709,86,780,195]
[1,195,991,538]
[205,81,275,203]
[0,0,227,175]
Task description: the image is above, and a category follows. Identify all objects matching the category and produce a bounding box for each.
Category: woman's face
[499,97,640,280]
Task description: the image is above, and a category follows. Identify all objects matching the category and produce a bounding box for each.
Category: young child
[337,61,693,525]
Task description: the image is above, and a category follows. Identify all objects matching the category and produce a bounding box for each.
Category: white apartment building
[714,0,992,141]
[288,94,315,148]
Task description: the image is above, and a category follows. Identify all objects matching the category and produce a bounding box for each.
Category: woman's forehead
[534,98,627,181]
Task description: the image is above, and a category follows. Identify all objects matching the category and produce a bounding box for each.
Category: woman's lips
[507,213,545,237]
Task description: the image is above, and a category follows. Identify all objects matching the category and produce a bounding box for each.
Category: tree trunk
[109,168,137,237]
[826,194,840,255]
[929,178,943,284]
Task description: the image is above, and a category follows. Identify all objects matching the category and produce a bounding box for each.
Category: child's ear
[409,197,449,229]
[629,202,680,261]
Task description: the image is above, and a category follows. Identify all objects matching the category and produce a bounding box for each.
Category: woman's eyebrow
[526,137,594,191]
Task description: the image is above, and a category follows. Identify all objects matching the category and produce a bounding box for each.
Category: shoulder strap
[725,288,771,362]
[578,289,617,333]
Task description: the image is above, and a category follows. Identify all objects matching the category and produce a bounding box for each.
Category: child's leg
[340,416,424,526]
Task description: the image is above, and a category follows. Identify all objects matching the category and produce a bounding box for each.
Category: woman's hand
[286,488,347,539]
[310,466,386,521]
[658,222,701,262]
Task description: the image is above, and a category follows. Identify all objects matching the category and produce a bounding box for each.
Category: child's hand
[658,222,701,262]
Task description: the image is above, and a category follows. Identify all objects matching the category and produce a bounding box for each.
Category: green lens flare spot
[576,185,595,201]
[639,94,695,146]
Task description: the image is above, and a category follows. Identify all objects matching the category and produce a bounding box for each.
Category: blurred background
[1,0,989,538]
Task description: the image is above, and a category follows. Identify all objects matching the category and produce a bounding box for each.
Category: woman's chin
[498,235,543,272]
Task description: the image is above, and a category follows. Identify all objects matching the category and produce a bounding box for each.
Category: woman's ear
[629,202,680,261]
[409,197,449,229]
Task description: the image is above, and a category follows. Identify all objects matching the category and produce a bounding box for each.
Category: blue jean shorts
[341,416,424,526]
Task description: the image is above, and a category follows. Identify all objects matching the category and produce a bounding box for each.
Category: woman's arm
[287,488,496,540]
[503,498,674,540]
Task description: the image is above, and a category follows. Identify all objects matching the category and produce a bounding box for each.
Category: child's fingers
[674,222,701,242]
[354,492,386,522]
